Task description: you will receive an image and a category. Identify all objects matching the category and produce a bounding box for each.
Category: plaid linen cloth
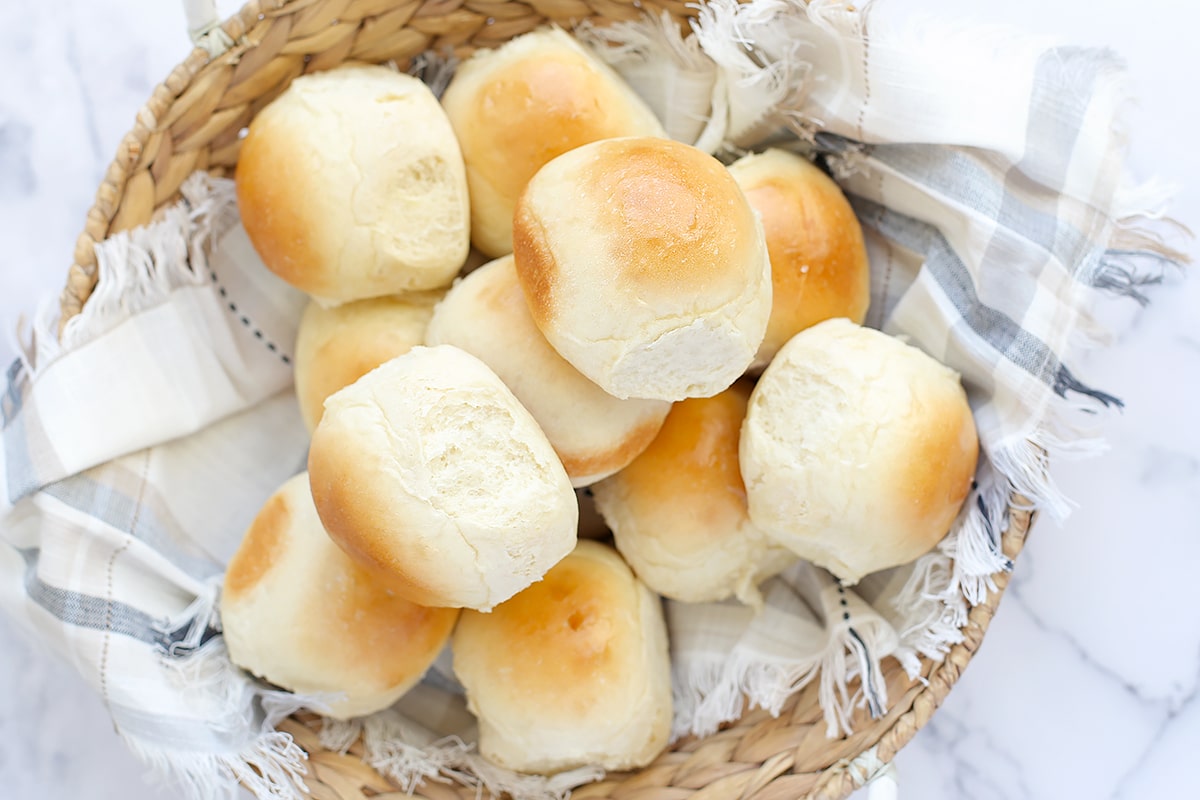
[0,1,1183,797]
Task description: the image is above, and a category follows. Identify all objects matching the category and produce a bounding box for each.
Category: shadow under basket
[57,1,1035,798]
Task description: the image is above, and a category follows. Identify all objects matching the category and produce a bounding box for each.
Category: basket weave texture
[58,1,1035,797]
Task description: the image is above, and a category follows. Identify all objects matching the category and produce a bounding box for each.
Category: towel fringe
[125,636,320,800]
[23,173,234,377]
[671,567,899,740]
[316,710,602,800]
[122,727,309,800]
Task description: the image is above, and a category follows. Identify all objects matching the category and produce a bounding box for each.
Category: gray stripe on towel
[852,198,1060,384]
[17,547,162,645]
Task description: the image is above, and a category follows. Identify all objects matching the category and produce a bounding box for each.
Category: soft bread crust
[294,293,441,432]
[236,65,469,304]
[593,382,795,605]
[739,319,979,583]
[513,137,771,401]
[452,540,671,773]
[222,473,459,719]
[727,150,871,370]
[307,345,578,611]
[441,28,666,257]
[426,255,670,486]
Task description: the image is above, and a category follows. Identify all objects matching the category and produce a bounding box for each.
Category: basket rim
[58,0,283,333]
[56,1,1036,797]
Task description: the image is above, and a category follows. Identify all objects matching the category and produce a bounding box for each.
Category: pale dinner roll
[453,540,671,774]
[293,292,441,432]
[308,345,577,611]
[513,137,771,401]
[221,473,459,719]
[727,149,871,370]
[740,319,979,584]
[426,255,671,486]
[237,65,469,304]
[593,381,795,605]
[441,28,666,257]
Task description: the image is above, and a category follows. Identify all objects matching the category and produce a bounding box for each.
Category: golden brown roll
[237,65,469,304]
[452,540,671,773]
[221,473,459,720]
[513,137,771,401]
[308,345,577,611]
[426,255,671,486]
[739,319,979,583]
[593,381,794,605]
[441,27,666,257]
[293,293,441,432]
[727,149,871,370]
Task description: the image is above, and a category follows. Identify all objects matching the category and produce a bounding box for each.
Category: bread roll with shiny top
[293,293,441,432]
[728,149,871,370]
[426,255,670,486]
[513,137,771,401]
[452,540,671,773]
[740,319,979,583]
[593,382,795,605]
[441,28,666,257]
[221,473,459,719]
[308,345,578,611]
[236,65,469,304]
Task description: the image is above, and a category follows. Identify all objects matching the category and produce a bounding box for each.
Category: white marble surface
[0,0,1197,798]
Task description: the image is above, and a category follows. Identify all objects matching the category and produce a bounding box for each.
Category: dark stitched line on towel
[17,548,160,645]
[208,268,291,365]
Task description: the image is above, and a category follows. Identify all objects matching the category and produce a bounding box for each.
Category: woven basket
[57,1,1034,797]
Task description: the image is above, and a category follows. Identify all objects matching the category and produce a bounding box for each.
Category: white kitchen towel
[0,1,1185,798]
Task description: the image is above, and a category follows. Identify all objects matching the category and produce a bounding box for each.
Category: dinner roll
[513,137,771,401]
[308,345,577,611]
[293,293,441,432]
[593,381,795,605]
[221,473,459,719]
[426,255,671,486]
[740,319,979,583]
[441,28,666,257]
[237,65,469,304]
[727,150,871,370]
[453,540,671,773]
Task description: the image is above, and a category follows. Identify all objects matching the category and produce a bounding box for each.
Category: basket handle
[183,0,235,57]
[865,763,899,800]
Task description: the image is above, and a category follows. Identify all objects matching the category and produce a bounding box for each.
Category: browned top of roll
[592,381,795,604]
[728,149,870,369]
[516,137,762,326]
[222,473,459,718]
[464,52,654,216]
[225,490,452,688]
[610,382,753,545]
[441,27,665,257]
[452,539,671,772]
[293,293,440,432]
